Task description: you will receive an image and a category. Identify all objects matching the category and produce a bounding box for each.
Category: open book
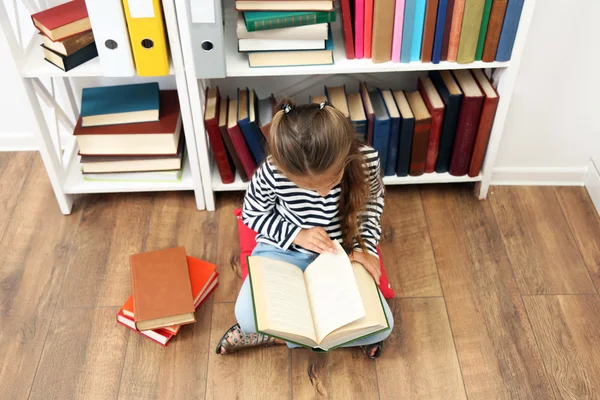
[248,241,389,351]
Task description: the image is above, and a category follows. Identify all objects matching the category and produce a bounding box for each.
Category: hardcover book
[41,41,98,72]
[481,0,508,62]
[31,0,91,42]
[360,83,375,145]
[457,0,486,64]
[381,89,400,176]
[205,87,236,184]
[393,91,415,177]
[406,91,432,176]
[219,97,249,182]
[418,77,445,173]
[40,30,94,56]
[243,10,336,31]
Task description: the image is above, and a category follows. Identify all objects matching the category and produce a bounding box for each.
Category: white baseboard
[0,132,37,151]
[585,161,600,214]
[491,166,588,186]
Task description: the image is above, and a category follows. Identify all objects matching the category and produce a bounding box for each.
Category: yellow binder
[122,0,170,76]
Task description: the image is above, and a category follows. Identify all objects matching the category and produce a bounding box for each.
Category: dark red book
[420,0,439,62]
[450,70,485,176]
[340,0,355,59]
[219,97,249,182]
[468,70,499,177]
[360,82,375,145]
[228,99,257,179]
[418,78,445,173]
[31,0,91,42]
[440,0,456,60]
[406,91,432,176]
[205,87,235,184]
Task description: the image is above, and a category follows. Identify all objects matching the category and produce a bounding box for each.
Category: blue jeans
[234,242,395,348]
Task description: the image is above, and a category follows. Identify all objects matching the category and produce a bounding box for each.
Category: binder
[85,0,135,76]
[122,0,170,76]
[189,0,226,78]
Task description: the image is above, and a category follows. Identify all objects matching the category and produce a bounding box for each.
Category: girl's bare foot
[216,324,285,355]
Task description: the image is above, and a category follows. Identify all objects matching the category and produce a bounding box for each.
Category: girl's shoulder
[359,145,380,168]
[260,156,290,184]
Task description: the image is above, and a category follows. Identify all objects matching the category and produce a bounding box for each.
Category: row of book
[74,83,186,182]
[117,247,218,346]
[31,0,169,75]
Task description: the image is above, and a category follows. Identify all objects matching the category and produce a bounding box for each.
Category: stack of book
[117,247,219,346]
[31,0,98,72]
[341,0,524,64]
[74,82,186,182]
[235,0,336,67]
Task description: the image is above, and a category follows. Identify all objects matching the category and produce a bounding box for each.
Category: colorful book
[235,0,334,11]
[80,82,160,127]
[248,29,334,67]
[391,0,406,62]
[360,82,375,145]
[381,90,400,176]
[237,14,328,39]
[457,0,486,64]
[393,91,414,177]
[116,310,174,346]
[39,30,94,56]
[340,0,355,59]
[495,0,524,61]
[31,0,91,42]
[371,0,395,63]
[243,10,336,31]
[400,0,416,62]
[368,90,391,170]
[364,0,375,58]
[238,89,265,164]
[258,94,277,138]
[325,85,350,118]
[468,69,499,177]
[432,0,449,63]
[348,93,367,141]
[420,0,439,63]
[418,78,445,173]
[440,0,456,60]
[446,0,466,62]
[410,0,427,61]
[430,70,463,172]
[205,87,235,184]
[474,0,493,60]
[355,0,365,58]
[219,97,249,182]
[482,0,508,62]
[41,41,97,72]
[450,70,484,176]
[228,99,257,179]
[406,91,432,176]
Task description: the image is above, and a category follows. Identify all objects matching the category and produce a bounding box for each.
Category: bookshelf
[0,0,205,215]
[175,0,537,212]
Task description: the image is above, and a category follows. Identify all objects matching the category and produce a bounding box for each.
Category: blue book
[400,0,417,63]
[432,0,449,64]
[80,82,159,127]
[381,90,400,176]
[393,91,415,177]
[238,88,265,164]
[410,0,427,61]
[368,90,391,171]
[495,0,524,61]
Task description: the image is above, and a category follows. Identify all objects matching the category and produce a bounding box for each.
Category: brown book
[418,77,445,173]
[371,0,395,63]
[406,91,432,176]
[468,69,499,177]
[421,0,440,63]
[447,0,466,62]
[219,97,249,182]
[130,247,196,331]
[325,85,350,118]
[360,82,375,145]
[40,30,94,56]
[482,0,509,62]
[441,0,456,60]
[205,88,235,184]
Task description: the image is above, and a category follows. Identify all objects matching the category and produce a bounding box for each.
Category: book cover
[248,89,267,158]
[364,0,374,58]
[205,87,235,184]
[468,69,499,177]
[372,0,396,63]
[440,0,456,60]
[243,10,336,31]
[446,0,466,62]
[474,0,493,60]
[420,0,439,63]
[235,0,334,11]
[418,77,446,173]
[237,14,329,40]
[41,41,98,72]
[355,0,365,59]
[400,0,416,63]
[429,70,463,172]
[247,29,334,67]
[258,94,277,138]
[31,0,91,41]
[449,70,484,176]
[348,93,367,141]
[238,89,265,164]
[482,0,508,62]
[380,90,400,176]
[457,0,486,64]
[393,91,415,177]
[410,0,427,61]
[406,91,432,176]
[432,0,449,63]
[117,310,174,346]
[219,97,249,182]
[391,0,406,62]
[340,0,355,59]
[368,89,391,170]
[228,99,257,179]
[495,0,524,61]
[325,85,350,118]
[40,30,93,56]
[360,82,375,145]
[130,247,196,331]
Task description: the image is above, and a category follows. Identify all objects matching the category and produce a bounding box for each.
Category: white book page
[304,242,366,343]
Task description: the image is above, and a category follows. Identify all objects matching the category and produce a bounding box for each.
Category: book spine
[468,95,498,177]
[449,96,484,176]
[482,0,508,62]
[220,123,249,182]
[420,0,439,63]
[340,0,355,59]
[355,0,365,58]
[396,117,414,176]
[385,118,401,176]
[475,0,493,60]
[228,124,257,179]
[410,0,427,61]
[371,0,396,63]
[419,79,445,173]
[364,0,374,57]
[206,118,235,184]
[246,12,335,31]
[391,0,406,62]
[457,0,486,64]
[373,120,391,171]
[400,0,416,62]
[366,115,375,145]
[440,0,456,60]
[409,120,431,176]
[432,0,448,64]
[446,0,466,62]
[63,42,99,72]
[495,0,524,61]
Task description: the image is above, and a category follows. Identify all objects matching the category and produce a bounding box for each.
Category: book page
[304,242,366,343]
[248,257,317,343]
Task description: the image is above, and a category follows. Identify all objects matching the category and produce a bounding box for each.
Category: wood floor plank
[0,157,82,399]
[523,295,600,400]
[29,307,128,400]
[555,187,600,291]
[206,303,291,399]
[379,187,442,297]
[421,186,554,400]
[0,152,34,239]
[376,298,466,400]
[490,187,595,294]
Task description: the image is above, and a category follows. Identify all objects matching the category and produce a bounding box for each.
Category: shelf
[63,156,194,194]
[224,10,510,78]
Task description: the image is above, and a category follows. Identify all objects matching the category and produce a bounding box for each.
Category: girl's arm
[354,154,385,257]
[242,162,302,250]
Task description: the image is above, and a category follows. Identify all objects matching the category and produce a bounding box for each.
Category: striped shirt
[242,146,384,256]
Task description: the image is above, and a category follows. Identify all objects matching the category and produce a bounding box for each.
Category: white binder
[189,0,226,78]
[85,0,136,77]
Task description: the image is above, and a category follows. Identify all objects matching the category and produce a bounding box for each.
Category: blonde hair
[268,99,369,252]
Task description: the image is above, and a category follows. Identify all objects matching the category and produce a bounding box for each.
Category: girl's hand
[350,250,381,285]
[293,227,336,254]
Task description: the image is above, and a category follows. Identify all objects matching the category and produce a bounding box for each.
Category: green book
[243,10,336,32]
[457,0,486,64]
[475,0,494,60]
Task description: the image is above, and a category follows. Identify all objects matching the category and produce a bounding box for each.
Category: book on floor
[235,0,334,11]
[248,241,389,351]
[40,30,94,56]
[116,311,174,346]
[41,41,98,72]
[31,0,91,42]
[243,10,336,31]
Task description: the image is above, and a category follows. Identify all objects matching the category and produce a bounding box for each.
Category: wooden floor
[2,152,600,400]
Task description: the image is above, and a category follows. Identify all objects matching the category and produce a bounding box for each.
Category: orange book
[447,0,466,62]
[116,310,174,346]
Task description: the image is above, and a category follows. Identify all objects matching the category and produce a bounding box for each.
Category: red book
[421,0,440,63]
[31,0,91,42]
[364,0,374,58]
[441,0,456,60]
[219,97,248,182]
[468,70,499,177]
[205,87,235,184]
[450,70,485,176]
[406,91,432,176]
[418,78,445,173]
[228,99,257,179]
[360,82,375,145]
[340,0,355,59]
[116,310,174,346]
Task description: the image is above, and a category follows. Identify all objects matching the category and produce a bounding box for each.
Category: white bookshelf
[0,0,206,214]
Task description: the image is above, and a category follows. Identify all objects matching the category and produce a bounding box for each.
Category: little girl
[216,100,394,359]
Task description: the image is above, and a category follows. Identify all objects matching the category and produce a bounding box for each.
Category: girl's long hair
[267,99,370,252]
